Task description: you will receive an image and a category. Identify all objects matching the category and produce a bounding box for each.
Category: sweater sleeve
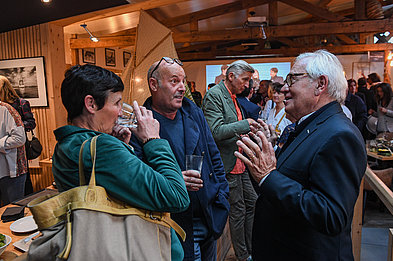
[0,108,26,153]
[92,137,190,213]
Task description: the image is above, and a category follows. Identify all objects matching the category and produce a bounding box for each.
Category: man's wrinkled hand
[234,131,276,183]
[182,170,203,191]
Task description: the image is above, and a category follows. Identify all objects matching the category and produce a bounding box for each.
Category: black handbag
[26,130,42,160]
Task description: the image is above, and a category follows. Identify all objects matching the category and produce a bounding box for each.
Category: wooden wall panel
[0,24,66,191]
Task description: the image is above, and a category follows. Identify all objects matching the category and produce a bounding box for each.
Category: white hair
[296,50,347,103]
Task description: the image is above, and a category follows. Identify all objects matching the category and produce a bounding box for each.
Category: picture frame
[0,57,48,107]
[82,48,96,64]
[123,51,131,67]
[352,62,370,80]
[105,48,116,67]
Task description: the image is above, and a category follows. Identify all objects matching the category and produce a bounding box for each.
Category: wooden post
[352,178,364,261]
[269,1,278,26]
[385,50,391,84]
[355,0,367,20]
[388,229,393,261]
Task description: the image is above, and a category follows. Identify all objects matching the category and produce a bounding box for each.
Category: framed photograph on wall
[0,57,48,107]
[352,62,370,80]
[82,48,95,64]
[123,51,131,67]
[105,48,116,67]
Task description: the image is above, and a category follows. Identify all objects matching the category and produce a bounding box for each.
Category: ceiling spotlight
[41,0,51,3]
[80,24,99,42]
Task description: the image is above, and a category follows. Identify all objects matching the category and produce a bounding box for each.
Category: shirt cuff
[258,173,270,186]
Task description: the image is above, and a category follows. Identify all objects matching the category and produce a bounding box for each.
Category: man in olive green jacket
[202,60,257,261]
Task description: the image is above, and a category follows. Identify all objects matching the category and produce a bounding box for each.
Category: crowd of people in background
[199,65,391,144]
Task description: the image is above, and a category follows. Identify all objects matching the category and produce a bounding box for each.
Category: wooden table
[367,149,393,161]
[0,205,35,260]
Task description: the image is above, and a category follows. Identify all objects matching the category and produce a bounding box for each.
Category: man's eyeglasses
[284,73,309,87]
[149,57,183,79]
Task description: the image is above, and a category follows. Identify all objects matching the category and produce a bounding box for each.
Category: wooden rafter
[355,0,366,20]
[279,0,347,22]
[276,38,303,48]
[162,0,270,28]
[173,18,393,43]
[267,18,393,38]
[70,35,135,49]
[178,43,393,61]
[317,0,333,6]
[336,34,357,45]
[269,1,278,26]
[173,27,264,43]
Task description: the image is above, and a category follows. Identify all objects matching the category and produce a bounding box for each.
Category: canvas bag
[23,135,185,261]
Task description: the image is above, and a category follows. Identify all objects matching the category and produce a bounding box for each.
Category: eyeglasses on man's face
[150,57,183,79]
[284,73,309,87]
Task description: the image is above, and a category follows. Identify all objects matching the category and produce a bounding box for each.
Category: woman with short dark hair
[51,64,189,260]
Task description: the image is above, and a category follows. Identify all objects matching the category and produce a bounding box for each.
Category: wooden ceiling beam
[267,18,393,38]
[173,18,393,43]
[276,38,303,48]
[269,1,278,26]
[178,43,393,61]
[107,28,136,37]
[289,7,354,25]
[163,0,271,28]
[336,34,357,45]
[173,27,264,43]
[51,0,189,27]
[317,0,333,6]
[355,0,366,20]
[279,0,347,22]
[70,36,135,49]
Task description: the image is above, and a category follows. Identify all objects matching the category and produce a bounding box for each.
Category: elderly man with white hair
[235,50,367,261]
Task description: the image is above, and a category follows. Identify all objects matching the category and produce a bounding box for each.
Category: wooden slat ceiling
[44,0,393,60]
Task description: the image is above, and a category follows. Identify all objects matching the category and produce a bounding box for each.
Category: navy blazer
[130,97,229,261]
[252,102,366,261]
[237,96,261,121]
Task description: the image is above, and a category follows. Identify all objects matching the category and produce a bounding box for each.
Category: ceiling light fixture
[80,24,99,42]
[41,0,51,3]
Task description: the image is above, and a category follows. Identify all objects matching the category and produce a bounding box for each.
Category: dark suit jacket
[252,102,366,261]
[237,96,261,121]
[130,97,229,261]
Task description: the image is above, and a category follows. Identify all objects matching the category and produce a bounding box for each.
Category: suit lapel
[219,82,237,116]
[182,108,200,155]
[277,122,318,168]
[277,102,342,168]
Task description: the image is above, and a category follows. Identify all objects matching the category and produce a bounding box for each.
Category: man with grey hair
[203,60,258,261]
[130,57,229,261]
[234,50,366,260]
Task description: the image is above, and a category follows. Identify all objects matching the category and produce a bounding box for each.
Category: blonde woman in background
[0,76,36,195]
